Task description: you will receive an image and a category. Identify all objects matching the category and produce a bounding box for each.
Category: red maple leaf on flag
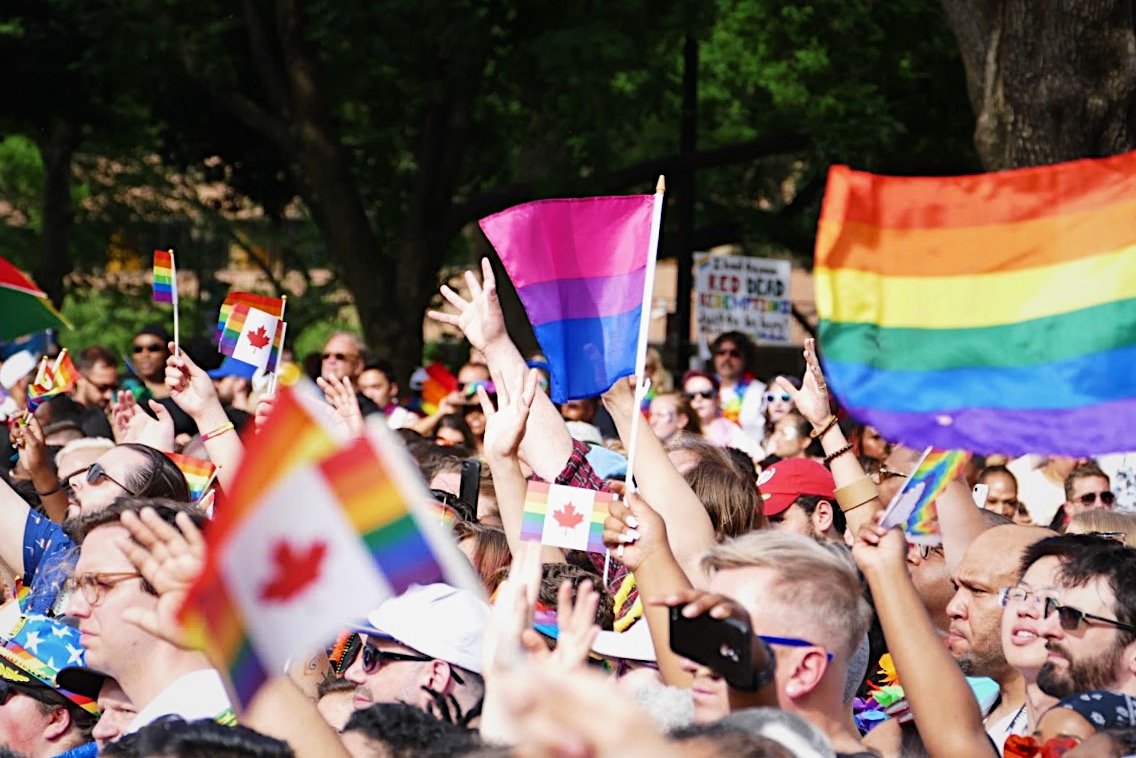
[258,538,328,603]
[552,502,585,530]
[246,325,271,350]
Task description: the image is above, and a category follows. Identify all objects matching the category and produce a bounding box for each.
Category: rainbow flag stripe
[52,351,78,394]
[815,150,1136,456]
[218,304,250,356]
[521,481,607,554]
[180,390,339,704]
[904,449,970,538]
[26,351,78,410]
[421,362,458,415]
[320,437,446,593]
[165,452,218,502]
[215,292,285,344]
[153,250,176,304]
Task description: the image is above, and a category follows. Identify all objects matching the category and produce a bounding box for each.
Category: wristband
[34,481,63,497]
[823,443,854,465]
[834,476,879,514]
[810,414,838,439]
[202,421,235,442]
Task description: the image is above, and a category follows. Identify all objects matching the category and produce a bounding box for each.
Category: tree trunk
[940,0,1136,170]
[35,121,79,307]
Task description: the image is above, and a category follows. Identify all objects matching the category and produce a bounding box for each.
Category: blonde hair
[1066,510,1136,547]
[645,347,673,393]
[702,531,871,659]
[54,437,115,469]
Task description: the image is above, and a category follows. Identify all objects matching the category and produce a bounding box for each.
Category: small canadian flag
[222,305,280,372]
[520,481,612,554]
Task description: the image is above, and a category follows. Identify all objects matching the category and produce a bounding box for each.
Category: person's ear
[43,705,71,740]
[813,500,834,533]
[424,659,455,693]
[391,382,400,398]
[783,649,828,701]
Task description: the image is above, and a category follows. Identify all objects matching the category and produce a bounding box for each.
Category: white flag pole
[622,176,665,495]
[169,249,180,356]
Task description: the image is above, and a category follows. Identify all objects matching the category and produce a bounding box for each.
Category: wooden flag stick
[169,249,180,356]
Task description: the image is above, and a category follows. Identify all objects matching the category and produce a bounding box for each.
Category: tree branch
[447,132,811,232]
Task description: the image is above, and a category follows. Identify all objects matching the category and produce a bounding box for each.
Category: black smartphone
[669,606,755,690]
[459,459,481,516]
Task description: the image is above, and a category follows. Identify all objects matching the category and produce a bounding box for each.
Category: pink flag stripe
[515,267,647,327]
[479,195,654,288]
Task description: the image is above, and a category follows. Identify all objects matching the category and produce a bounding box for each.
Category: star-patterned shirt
[22,510,77,616]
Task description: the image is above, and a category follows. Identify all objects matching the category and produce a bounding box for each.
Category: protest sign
[694,254,792,345]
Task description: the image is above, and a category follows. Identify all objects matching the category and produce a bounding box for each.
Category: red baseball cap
[758,458,836,517]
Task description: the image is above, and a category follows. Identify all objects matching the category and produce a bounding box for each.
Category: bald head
[961,525,1057,585]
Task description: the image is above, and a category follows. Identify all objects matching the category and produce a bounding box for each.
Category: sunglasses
[684,390,716,400]
[1043,596,1136,634]
[0,680,53,708]
[359,644,463,683]
[82,375,119,394]
[1075,491,1115,506]
[714,348,741,358]
[758,634,835,662]
[69,462,138,497]
[132,343,165,354]
[916,544,945,560]
[321,352,358,362]
[765,393,792,403]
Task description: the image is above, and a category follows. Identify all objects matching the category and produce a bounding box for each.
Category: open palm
[427,258,508,353]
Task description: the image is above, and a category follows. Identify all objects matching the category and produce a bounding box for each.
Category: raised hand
[117,507,206,649]
[851,511,910,579]
[777,337,831,427]
[602,492,669,572]
[165,343,221,421]
[254,395,275,434]
[10,413,48,474]
[480,366,538,463]
[117,397,176,452]
[426,258,508,353]
[548,579,601,672]
[316,374,363,435]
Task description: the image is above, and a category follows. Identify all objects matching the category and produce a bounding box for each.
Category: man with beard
[945,524,1055,745]
[1019,535,1136,698]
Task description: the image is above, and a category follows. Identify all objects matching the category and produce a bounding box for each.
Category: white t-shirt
[718,378,767,444]
[127,668,234,733]
[1097,452,1136,512]
[1007,458,1065,526]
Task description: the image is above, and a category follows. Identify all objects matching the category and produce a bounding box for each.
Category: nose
[66,587,91,619]
[945,588,967,620]
[1036,603,1064,640]
[343,653,366,685]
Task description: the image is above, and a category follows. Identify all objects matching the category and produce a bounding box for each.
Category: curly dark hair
[344,702,478,756]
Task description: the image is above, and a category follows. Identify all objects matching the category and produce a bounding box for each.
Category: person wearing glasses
[123,326,172,402]
[709,331,766,443]
[344,584,487,723]
[942,524,1056,748]
[72,345,120,428]
[319,332,382,418]
[680,370,763,463]
[61,499,233,734]
[1018,534,1136,701]
[1048,462,1114,532]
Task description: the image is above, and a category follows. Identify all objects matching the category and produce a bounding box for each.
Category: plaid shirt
[548,440,641,630]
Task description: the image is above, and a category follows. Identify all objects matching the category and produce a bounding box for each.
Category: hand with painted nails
[602,492,668,572]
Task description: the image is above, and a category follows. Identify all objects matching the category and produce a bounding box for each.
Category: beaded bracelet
[823,443,854,465]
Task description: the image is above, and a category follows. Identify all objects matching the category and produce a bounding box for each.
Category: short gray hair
[702,531,871,660]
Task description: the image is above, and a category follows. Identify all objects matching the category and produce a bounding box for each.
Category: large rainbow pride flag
[815,151,1136,457]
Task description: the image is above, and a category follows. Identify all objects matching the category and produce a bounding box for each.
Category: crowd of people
[0,257,1133,757]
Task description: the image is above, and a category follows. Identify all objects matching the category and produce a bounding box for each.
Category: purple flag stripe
[515,268,647,327]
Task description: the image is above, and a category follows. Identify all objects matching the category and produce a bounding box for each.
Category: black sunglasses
[0,680,52,707]
[360,644,464,684]
[714,347,741,358]
[132,344,165,354]
[1044,597,1136,634]
[322,352,357,362]
[1076,491,1116,506]
[684,390,716,400]
[66,462,138,497]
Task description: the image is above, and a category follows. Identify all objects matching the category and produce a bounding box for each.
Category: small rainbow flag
[215,292,285,344]
[26,351,78,411]
[165,452,218,502]
[153,250,177,304]
[266,321,287,374]
[180,385,479,706]
[880,447,970,544]
[421,362,458,415]
[520,481,611,554]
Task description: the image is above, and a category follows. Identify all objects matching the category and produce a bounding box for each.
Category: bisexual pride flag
[480,193,660,403]
[816,150,1136,456]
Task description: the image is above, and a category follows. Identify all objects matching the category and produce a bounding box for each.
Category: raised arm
[0,426,32,575]
[780,338,881,535]
[427,258,575,481]
[936,477,989,574]
[479,366,564,563]
[164,345,243,495]
[13,414,69,523]
[852,516,997,758]
[601,379,715,581]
